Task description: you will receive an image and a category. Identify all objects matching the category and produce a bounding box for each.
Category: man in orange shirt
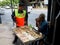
[11,3,28,44]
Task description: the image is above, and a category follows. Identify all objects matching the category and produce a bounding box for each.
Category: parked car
[0,8,5,15]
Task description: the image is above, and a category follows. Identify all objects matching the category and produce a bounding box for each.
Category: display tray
[13,26,43,43]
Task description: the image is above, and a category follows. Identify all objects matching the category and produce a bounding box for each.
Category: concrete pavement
[0,24,14,45]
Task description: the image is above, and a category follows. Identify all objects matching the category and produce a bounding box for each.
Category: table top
[13,26,43,43]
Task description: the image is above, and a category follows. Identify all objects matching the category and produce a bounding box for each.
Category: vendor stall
[13,26,43,45]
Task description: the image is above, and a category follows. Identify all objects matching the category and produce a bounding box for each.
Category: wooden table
[13,26,43,45]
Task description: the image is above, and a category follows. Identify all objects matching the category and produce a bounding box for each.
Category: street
[1,9,13,28]
[28,8,48,27]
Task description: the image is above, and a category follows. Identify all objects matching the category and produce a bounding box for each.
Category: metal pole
[51,11,60,45]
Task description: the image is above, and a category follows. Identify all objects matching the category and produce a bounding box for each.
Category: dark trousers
[13,35,18,43]
[13,26,19,43]
[30,40,41,45]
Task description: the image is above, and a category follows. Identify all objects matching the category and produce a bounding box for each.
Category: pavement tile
[0,24,14,45]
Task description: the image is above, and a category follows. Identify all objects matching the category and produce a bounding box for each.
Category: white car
[5,6,10,9]
[27,6,33,13]
[0,8,5,15]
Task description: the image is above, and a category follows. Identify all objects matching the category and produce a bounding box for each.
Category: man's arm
[25,12,28,25]
[11,11,16,22]
[38,21,48,35]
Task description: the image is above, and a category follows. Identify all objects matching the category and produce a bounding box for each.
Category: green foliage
[0,0,19,6]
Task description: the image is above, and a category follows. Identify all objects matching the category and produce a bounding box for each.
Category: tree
[0,0,19,6]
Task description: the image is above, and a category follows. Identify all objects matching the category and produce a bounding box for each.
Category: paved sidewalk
[0,24,14,45]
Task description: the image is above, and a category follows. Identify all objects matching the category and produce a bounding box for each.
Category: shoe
[13,41,16,44]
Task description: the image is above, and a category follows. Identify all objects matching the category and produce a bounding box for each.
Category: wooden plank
[13,26,43,44]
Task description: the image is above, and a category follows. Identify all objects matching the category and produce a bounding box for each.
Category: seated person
[35,13,48,45]
[36,13,48,36]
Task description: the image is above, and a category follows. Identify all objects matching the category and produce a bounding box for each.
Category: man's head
[18,3,24,11]
[39,14,45,21]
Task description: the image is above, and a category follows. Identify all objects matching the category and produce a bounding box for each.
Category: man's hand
[24,21,27,25]
[36,18,40,27]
